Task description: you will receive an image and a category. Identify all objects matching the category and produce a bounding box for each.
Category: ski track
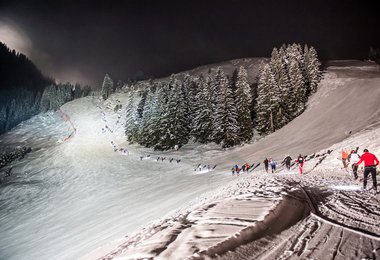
[98,168,380,260]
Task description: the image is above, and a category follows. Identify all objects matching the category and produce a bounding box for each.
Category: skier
[231,166,236,176]
[348,149,360,179]
[269,158,277,173]
[242,164,246,172]
[341,149,349,168]
[263,158,269,173]
[355,148,378,193]
[282,155,292,171]
[296,154,304,174]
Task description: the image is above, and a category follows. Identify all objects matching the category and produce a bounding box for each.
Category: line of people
[231,163,255,176]
[263,154,305,174]
[138,155,183,164]
[195,164,217,172]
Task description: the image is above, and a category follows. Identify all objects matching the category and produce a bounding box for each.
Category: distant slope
[183,57,268,84]
[135,57,268,87]
[216,60,380,165]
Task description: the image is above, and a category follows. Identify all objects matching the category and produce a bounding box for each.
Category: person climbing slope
[269,158,277,173]
[348,149,360,179]
[356,148,379,193]
[263,158,269,173]
[245,163,250,172]
[341,148,349,168]
[282,155,292,171]
[296,154,304,174]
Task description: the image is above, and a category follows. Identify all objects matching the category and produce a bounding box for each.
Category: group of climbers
[262,154,305,174]
[346,148,378,193]
[231,163,254,175]
[233,148,378,194]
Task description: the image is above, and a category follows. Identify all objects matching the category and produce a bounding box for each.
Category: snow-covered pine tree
[207,71,218,118]
[185,74,199,127]
[234,66,253,142]
[124,90,140,143]
[146,82,168,150]
[170,78,190,148]
[288,58,306,117]
[270,48,291,128]
[139,85,157,146]
[212,68,240,147]
[101,74,113,100]
[136,89,148,119]
[182,74,193,129]
[156,77,189,150]
[256,64,276,134]
[191,75,213,143]
[304,45,322,95]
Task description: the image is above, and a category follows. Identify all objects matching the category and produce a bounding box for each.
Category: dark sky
[0,0,379,86]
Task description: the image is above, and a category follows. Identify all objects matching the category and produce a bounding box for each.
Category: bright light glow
[329,185,362,191]
[0,19,32,56]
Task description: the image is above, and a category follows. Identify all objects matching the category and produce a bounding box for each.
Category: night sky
[0,0,379,86]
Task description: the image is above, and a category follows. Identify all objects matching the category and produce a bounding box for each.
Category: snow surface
[0,61,380,260]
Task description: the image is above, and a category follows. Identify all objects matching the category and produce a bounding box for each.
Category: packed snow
[0,61,379,260]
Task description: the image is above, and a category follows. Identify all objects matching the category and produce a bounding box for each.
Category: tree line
[123,43,321,151]
[124,66,253,150]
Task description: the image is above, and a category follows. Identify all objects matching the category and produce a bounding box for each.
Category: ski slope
[95,60,380,259]
[0,94,229,260]
[0,60,379,260]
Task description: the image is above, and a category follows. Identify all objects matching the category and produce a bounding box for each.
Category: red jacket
[356,152,379,167]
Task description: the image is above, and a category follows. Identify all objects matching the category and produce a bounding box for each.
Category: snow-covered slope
[215,60,380,168]
[183,57,268,84]
[0,60,379,260]
[94,61,380,259]
[98,126,380,260]
[135,57,268,88]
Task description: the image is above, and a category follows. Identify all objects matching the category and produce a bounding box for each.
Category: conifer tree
[156,78,189,149]
[139,87,157,146]
[270,48,291,128]
[191,75,213,143]
[125,91,139,143]
[136,89,148,119]
[212,68,240,147]
[101,74,113,100]
[256,64,276,134]
[304,45,322,95]
[288,59,306,116]
[182,74,194,128]
[234,66,253,142]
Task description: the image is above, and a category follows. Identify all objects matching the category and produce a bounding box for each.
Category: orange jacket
[342,150,348,159]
